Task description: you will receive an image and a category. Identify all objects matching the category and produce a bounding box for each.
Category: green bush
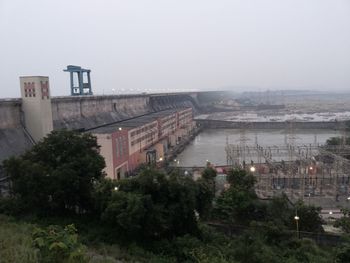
[33,224,88,263]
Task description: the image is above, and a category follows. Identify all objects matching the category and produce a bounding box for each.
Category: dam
[0,85,223,165]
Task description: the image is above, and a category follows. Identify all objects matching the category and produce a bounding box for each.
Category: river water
[175,129,343,167]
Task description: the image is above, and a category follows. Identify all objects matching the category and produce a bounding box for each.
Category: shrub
[33,224,88,263]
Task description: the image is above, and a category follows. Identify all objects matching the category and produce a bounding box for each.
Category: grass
[0,214,38,263]
[0,214,168,263]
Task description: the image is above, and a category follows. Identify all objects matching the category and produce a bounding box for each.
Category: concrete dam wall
[52,95,152,130]
[0,99,22,129]
[52,93,200,130]
[0,93,200,163]
[0,99,33,163]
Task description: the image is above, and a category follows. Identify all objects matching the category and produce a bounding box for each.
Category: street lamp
[250,166,256,173]
[294,211,300,239]
[114,186,119,191]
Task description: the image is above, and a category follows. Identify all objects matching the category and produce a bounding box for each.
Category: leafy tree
[226,169,256,191]
[265,194,294,226]
[214,185,260,225]
[101,191,148,239]
[232,233,281,263]
[91,178,118,215]
[195,178,215,219]
[202,167,217,181]
[3,130,105,215]
[213,169,262,225]
[335,236,350,263]
[326,136,350,146]
[294,201,324,233]
[101,168,199,241]
[335,208,350,233]
[195,167,217,220]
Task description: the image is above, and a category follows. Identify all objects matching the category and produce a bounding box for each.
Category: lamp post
[294,211,300,239]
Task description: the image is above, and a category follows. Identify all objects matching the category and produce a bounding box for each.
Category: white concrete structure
[20,76,53,142]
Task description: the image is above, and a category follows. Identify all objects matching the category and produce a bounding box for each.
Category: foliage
[214,185,261,225]
[214,169,262,225]
[201,167,217,181]
[266,195,324,233]
[195,177,215,219]
[101,168,199,241]
[226,169,256,191]
[280,238,333,263]
[294,201,324,233]
[101,191,148,239]
[33,224,88,263]
[326,136,350,146]
[335,236,350,263]
[91,178,118,215]
[3,130,106,216]
[335,208,350,233]
[195,167,217,219]
[0,196,28,216]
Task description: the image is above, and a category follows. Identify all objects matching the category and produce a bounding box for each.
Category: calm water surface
[176,129,343,167]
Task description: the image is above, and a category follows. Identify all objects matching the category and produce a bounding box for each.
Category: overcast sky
[0,0,349,98]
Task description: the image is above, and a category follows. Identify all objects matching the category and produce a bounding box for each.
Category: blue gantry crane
[64,65,93,96]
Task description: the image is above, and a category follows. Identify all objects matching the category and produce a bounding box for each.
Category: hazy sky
[1,0,349,98]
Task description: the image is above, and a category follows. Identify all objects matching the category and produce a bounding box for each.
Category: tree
[294,201,323,233]
[201,167,217,181]
[226,169,256,191]
[3,130,105,215]
[101,191,148,240]
[195,167,217,220]
[335,208,350,233]
[335,236,350,263]
[101,168,199,241]
[326,136,350,146]
[213,169,261,225]
[195,178,215,219]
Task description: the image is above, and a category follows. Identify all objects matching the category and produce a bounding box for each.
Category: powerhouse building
[92,108,194,179]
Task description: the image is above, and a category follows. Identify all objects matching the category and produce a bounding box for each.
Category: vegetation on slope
[0,130,349,262]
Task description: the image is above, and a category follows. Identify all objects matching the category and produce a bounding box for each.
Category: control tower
[19,76,53,142]
[64,65,93,96]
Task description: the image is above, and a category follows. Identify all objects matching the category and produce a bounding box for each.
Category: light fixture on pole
[294,211,300,239]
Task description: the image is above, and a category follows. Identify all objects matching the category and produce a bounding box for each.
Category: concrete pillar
[87,72,92,94]
[70,72,74,95]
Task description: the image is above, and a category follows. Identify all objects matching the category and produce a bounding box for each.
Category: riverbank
[164,125,203,163]
[195,119,345,130]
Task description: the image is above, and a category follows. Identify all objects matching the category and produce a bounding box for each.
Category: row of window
[161,121,176,131]
[24,88,36,97]
[161,114,176,123]
[179,113,192,122]
[131,131,156,146]
[130,123,157,137]
[115,136,127,158]
[23,82,50,99]
[178,109,192,115]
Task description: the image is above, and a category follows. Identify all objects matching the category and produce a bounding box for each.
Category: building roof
[91,108,184,134]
